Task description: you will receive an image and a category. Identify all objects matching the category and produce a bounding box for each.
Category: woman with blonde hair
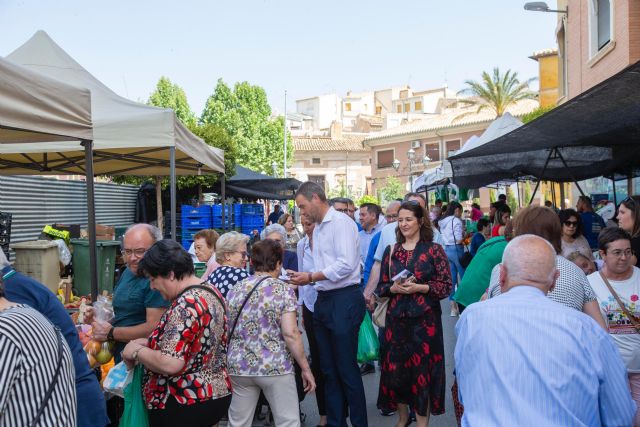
[207,231,249,298]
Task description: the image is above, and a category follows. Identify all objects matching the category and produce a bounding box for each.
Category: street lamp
[392,158,401,171]
[422,155,431,167]
[407,148,416,190]
[271,161,278,177]
[524,2,567,13]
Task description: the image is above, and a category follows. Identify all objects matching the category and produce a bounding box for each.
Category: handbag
[372,246,395,328]
[599,271,640,332]
[452,219,472,268]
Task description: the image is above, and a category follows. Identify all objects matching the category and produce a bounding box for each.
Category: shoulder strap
[599,271,640,333]
[228,276,271,342]
[179,283,225,308]
[31,326,63,427]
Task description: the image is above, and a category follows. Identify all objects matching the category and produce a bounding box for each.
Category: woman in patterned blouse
[226,239,315,427]
[121,240,231,427]
[376,201,453,427]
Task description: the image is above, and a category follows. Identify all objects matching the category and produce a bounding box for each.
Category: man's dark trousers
[314,285,367,427]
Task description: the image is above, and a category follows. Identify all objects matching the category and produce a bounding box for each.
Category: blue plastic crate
[212,204,232,216]
[182,217,213,228]
[240,214,264,228]
[181,239,193,250]
[181,205,212,218]
[212,219,234,228]
[233,204,243,217]
[240,204,264,216]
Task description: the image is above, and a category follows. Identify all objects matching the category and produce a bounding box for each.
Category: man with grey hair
[455,235,636,425]
[90,223,169,358]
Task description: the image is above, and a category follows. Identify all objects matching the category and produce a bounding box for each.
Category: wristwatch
[107,326,115,342]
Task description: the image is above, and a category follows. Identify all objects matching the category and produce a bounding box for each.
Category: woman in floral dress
[376,202,452,427]
[226,239,315,427]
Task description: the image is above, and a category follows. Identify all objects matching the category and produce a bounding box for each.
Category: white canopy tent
[0,55,104,298]
[413,113,525,192]
[4,30,226,240]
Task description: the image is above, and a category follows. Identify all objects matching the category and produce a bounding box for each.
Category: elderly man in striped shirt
[455,234,636,426]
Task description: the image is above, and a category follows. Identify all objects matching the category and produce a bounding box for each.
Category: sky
[0,0,558,116]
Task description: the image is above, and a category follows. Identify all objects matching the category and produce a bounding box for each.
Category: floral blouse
[376,241,453,319]
[226,276,297,376]
[143,284,231,409]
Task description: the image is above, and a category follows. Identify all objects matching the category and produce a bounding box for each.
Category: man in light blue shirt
[289,182,367,427]
[455,234,636,426]
[358,202,382,272]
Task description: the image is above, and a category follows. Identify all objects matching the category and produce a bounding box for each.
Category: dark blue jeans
[314,285,367,427]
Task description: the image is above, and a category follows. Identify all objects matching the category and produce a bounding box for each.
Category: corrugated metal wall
[0,176,138,246]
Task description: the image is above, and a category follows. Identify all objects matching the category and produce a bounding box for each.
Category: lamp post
[272,161,278,177]
[422,155,431,208]
[407,148,416,190]
[392,158,400,171]
[523,2,567,13]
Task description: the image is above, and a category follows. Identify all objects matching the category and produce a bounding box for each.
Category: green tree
[521,105,555,124]
[457,68,537,118]
[357,195,380,206]
[377,176,404,204]
[200,79,293,175]
[149,76,197,127]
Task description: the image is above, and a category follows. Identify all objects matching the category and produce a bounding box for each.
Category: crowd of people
[2,186,640,426]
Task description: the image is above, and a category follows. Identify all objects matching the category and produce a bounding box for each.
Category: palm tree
[456,67,537,118]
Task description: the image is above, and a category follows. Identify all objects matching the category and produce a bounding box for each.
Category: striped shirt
[455,286,636,426]
[487,255,596,311]
[0,304,76,427]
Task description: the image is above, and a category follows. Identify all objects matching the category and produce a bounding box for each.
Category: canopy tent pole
[551,182,557,208]
[553,147,586,197]
[628,172,634,196]
[221,174,226,231]
[82,140,98,301]
[170,147,176,241]
[612,176,618,205]
[529,149,555,205]
[516,181,522,208]
[560,183,566,209]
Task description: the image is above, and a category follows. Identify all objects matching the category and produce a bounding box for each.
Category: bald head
[500,234,559,294]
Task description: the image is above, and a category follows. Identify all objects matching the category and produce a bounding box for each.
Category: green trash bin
[71,239,121,298]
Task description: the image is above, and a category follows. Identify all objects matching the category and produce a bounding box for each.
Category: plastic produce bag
[52,239,72,266]
[93,294,114,323]
[103,361,133,398]
[357,313,380,363]
[119,365,148,427]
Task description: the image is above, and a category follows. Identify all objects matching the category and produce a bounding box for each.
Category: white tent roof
[413,113,524,190]
[0,55,92,144]
[2,31,224,175]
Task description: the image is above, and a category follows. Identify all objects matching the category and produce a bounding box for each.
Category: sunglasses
[563,220,578,227]
[621,196,636,209]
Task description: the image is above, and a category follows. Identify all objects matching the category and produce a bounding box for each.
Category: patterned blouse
[143,284,231,409]
[207,265,249,298]
[226,275,297,376]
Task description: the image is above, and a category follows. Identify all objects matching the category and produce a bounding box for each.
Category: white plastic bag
[103,361,133,398]
[52,239,72,266]
[93,294,114,323]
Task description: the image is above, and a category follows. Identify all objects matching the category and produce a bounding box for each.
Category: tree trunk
[155,177,163,233]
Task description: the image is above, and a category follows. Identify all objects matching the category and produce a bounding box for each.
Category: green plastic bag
[357,313,380,363]
[119,365,149,427]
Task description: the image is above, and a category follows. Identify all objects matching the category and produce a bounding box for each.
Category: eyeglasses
[335,208,349,213]
[234,251,248,259]
[607,249,634,258]
[123,248,147,257]
[347,209,356,214]
[385,213,399,220]
[563,220,578,227]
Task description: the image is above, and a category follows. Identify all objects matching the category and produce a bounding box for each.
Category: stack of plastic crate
[181,205,212,250]
[240,204,265,236]
[212,204,234,230]
[0,212,11,258]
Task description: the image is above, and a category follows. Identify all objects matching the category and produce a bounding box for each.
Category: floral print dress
[226,275,297,376]
[376,241,452,416]
[143,284,231,409]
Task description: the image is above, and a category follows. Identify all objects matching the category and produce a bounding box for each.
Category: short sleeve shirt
[144,285,231,409]
[487,255,597,310]
[113,268,169,328]
[588,267,640,372]
[226,276,297,376]
[207,266,249,298]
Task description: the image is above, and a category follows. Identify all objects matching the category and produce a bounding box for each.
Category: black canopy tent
[449,60,640,190]
[213,166,302,200]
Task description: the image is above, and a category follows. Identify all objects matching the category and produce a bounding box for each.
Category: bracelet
[307,272,313,283]
[132,346,143,362]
